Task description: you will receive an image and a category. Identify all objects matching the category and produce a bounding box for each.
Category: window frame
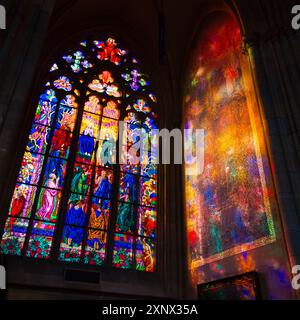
[0,37,159,273]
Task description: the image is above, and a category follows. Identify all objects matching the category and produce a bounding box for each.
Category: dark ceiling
[43,0,213,93]
[41,0,294,115]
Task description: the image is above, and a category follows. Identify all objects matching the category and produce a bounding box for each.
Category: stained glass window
[1,37,158,272]
[184,13,276,281]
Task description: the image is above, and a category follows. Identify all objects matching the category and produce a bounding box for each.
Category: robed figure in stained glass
[71,166,89,198]
[51,129,71,157]
[116,201,134,233]
[9,189,26,230]
[142,240,154,272]
[36,173,59,221]
[93,170,112,206]
[79,124,95,158]
[64,201,86,246]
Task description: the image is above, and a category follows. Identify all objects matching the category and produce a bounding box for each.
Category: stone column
[237,0,300,297]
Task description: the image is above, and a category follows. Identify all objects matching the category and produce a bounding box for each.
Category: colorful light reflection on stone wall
[184,13,276,276]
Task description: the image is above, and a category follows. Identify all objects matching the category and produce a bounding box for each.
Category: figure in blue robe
[65,204,86,227]
[79,126,95,157]
[44,158,64,188]
[123,173,136,202]
[94,176,111,199]
[87,231,105,249]
[93,176,112,209]
[64,225,84,246]
[64,203,86,245]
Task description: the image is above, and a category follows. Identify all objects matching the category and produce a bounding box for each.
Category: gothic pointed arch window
[0,37,158,272]
[183,12,277,281]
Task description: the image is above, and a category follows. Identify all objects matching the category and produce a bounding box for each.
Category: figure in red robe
[142,211,156,237]
[96,38,126,65]
[10,191,26,230]
[51,126,71,157]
